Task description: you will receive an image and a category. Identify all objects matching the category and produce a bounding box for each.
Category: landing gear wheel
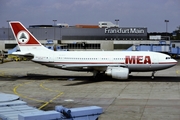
[151,71,156,79]
[93,71,99,78]
[93,71,105,80]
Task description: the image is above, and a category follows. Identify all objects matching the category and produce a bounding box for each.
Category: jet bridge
[126,40,180,57]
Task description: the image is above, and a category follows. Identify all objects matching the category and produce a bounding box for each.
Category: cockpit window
[166,57,171,59]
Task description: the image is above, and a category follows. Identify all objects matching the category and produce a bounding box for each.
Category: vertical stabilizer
[9,21,49,52]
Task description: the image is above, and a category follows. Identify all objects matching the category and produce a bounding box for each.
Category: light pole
[115,19,119,40]
[115,19,119,26]
[45,31,47,40]
[165,20,169,37]
[53,20,57,40]
[7,20,10,40]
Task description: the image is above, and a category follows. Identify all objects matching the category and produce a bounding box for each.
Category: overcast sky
[0,0,179,32]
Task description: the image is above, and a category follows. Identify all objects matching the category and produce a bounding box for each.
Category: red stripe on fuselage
[33,61,177,65]
[33,61,176,65]
[34,61,125,64]
[158,62,177,64]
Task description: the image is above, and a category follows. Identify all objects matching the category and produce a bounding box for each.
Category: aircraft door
[150,55,159,69]
[153,55,159,64]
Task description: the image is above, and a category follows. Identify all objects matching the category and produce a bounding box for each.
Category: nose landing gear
[151,71,156,79]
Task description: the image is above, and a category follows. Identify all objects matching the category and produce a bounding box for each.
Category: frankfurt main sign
[105,28,145,34]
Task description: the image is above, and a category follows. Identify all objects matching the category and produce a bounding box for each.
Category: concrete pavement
[0,61,180,120]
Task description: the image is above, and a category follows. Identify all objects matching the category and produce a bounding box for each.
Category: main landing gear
[151,71,156,79]
[93,71,105,79]
[93,71,99,78]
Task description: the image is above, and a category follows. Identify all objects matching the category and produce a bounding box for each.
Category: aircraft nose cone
[172,59,178,66]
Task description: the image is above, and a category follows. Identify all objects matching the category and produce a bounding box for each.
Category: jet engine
[105,67,129,80]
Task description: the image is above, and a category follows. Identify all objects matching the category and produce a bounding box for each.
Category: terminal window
[66,43,100,49]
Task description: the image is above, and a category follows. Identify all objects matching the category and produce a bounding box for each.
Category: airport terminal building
[0,25,147,50]
[0,26,147,40]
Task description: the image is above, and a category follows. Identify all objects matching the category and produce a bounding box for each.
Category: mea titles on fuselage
[125,56,151,64]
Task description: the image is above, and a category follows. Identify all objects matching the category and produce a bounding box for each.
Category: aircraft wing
[56,64,127,71]
[59,64,126,68]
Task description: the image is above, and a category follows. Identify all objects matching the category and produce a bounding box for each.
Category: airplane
[9,21,177,80]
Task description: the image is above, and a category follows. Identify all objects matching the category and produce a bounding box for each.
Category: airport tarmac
[0,61,180,120]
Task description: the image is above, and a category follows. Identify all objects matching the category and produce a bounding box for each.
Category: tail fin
[9,21,48,52]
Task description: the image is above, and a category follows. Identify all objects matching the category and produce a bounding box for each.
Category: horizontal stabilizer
[11,52,34,59]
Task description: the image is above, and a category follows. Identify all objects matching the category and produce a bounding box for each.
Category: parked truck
[99,21,119,28]
[0,50,7,63]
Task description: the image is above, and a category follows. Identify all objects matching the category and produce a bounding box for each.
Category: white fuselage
[31,50,177,72]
